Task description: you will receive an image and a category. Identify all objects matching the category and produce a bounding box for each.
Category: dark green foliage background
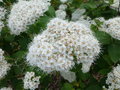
[0,0,120,90]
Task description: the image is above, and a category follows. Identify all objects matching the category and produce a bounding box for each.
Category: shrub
[0,0,120,90]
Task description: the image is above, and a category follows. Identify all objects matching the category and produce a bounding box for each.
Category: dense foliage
[0,0,120,90]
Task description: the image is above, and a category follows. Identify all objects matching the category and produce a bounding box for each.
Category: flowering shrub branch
[0,0,120,90]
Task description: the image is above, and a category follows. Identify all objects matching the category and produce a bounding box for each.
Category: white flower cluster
[101,17,120,40]
[0,87,12,90]
[72,9,86,21]
[23,72,40,90]
[0,49,11,79]
[111,0,120,11]
[93,17,105,29]
[55,4,67,19]
[59,4,67,10]
[77,16,95,28]
[60,71,76,82]
[27,18,100,73]
[71,9,96,28]
[55,10,66,19]
[105,0,120,11]
[60,0,68,3]
[104,64,120,90]
[0,7,6,32]
[0,7,6,19]
[0,0,3,2]
[8,0,51,35]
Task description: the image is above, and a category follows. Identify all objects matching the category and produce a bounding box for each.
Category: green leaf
[61,83,74,90]
[27,16,51,34]
[79,80,85,88]
[12,51,26,59]
[102,55,113,65]
[37,16,51,29]
[80,3,97,9]
[108,44,120,63]
[99,69,111,75]
[94,31,111,45]
[4,34,14,42]
[86,85,101,90]
[46,6,55,17]
[18,34,31,50]
[78,71,90,81]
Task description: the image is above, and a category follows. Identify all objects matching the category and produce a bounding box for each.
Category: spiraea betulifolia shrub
[0,0,120,90]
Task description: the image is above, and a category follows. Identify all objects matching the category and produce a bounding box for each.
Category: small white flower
[23,72,40,90]
[77,16,95,28]
[105,0,120,11]
[59,4,67,10]
[0,7,6,33]
[105,64,120,90]
[0,49,11,80]
[60,71,76,82]
[0,7,6,20]
[55,10,66,19]
[60,0,68,3]
[72,9,86,21]
[111,0,120,10]
[101,17,120,40]
[0,87,12,90]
